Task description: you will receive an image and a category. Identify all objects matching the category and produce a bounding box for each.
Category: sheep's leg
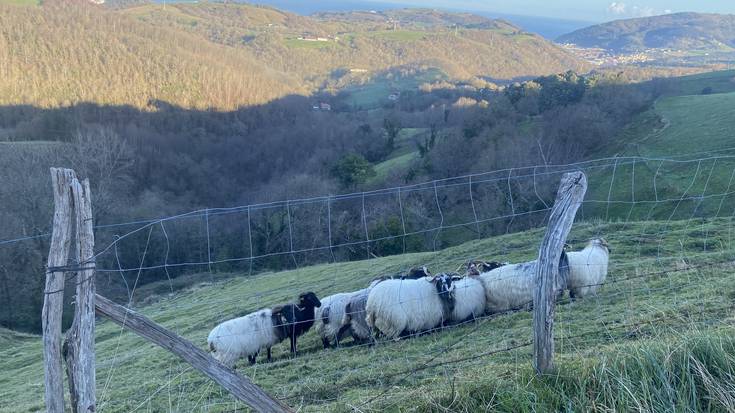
[336,324,351,345]
[267,347,272,362]
[372,328,381,344]
[248,355,255,365]
[290,335,297,356]
[321,337,331,349]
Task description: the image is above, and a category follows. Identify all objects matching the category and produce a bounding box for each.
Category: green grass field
[580,70,735,221]
[370,128,426,182]
[372,151,417,181]
[284,39,336,49]
[661,70,735,97]
[2,218,735,412]
[366,30,427,42]
[0,0,39,6]
[627,92,735,157]
[342,69,446,110]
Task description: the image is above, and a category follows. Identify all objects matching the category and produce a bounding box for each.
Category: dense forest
[0,1,661,332]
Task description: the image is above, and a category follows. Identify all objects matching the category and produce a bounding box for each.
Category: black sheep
[271,292,322,358]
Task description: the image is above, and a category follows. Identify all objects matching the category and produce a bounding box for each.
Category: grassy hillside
[2,218,735,412]
[557,12,735,54]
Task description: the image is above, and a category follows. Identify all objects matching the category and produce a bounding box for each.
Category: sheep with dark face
[317,267,431,348]
[207,308,281,368]
[271,292,321,357]
[447,273,487,323]
[365,273,455,339]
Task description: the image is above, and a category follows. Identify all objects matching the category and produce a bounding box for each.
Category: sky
[367,0,735,22]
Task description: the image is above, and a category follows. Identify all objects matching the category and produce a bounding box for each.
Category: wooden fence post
[43,168,76,413]
[63,178,96,413]
[533,171,587,375]
[95,294,293,413]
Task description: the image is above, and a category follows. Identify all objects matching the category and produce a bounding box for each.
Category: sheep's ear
[600,238,611,251]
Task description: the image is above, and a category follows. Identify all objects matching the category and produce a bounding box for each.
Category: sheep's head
[589,238,611,253]
[299,292,321,308]
[466,260,507,275]
[402,266,432,279]
[432,273,456,314]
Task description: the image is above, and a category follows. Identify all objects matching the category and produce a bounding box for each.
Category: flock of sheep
[207,238,610,368]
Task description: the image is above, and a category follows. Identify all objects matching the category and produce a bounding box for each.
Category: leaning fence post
[533,171,587,375]
[43,168,76,413]
[63,178,96,413]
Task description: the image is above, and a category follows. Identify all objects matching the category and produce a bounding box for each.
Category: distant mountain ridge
[557,12,735,53]
[314,8,521,31]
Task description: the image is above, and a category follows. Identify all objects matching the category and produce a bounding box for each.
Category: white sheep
[341,288,373,343]
[479,253,569,314]
[314,292,356,348]
[479,260,537,314]
[566,238,610,299]
[366,274,455,340]
[207,309,280,367]
[448,275,487,323]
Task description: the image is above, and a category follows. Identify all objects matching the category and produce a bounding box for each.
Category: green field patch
[284,38,335,49]
[342,69,446,109]
[629,92,735,157]
[367,30,427,41]
[0,0,39,6]
[663,69,735,97]
[392,127,425,154]
[592,88,735,220]
[373,151,417,180]
[123,4,203,27]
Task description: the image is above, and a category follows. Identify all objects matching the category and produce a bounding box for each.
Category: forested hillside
[0,2,303,109]
[122,3,589,86]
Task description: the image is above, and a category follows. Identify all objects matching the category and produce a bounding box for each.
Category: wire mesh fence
[3,153,735,412]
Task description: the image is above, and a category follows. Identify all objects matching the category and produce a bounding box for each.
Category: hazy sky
[370,0,735,22]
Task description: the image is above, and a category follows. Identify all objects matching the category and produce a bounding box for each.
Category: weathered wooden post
[63,178,96,413]
[43,168,76,413]
[533,171,587,375]
[95,295,293,413]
